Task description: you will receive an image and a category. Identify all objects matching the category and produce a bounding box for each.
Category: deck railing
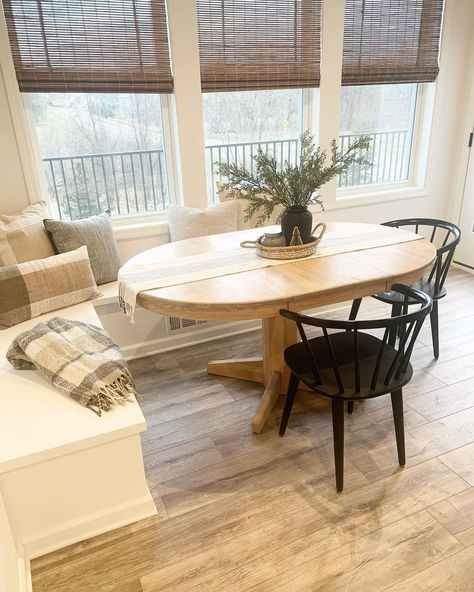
[338,129,411,188]
[206,129,411,200]
[43,148,168,220]
[43,129,410,219]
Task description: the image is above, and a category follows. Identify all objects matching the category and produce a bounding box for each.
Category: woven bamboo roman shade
[343,0,444,86]
[2,0,173,93]
[197,0,322,92]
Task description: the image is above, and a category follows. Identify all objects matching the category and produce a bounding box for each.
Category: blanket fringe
[87,375,136,416]
[118,294,135,323]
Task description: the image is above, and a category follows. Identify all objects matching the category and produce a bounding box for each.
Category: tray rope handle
[311,222,327,242]
[240,239,260,248]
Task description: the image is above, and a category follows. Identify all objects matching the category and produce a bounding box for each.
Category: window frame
[202,87,309,203]
[3,0,439,227]
[335,83,433,201]
[23,91,178,224]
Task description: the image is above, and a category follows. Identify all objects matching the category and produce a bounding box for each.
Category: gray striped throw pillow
[44,213,121,285]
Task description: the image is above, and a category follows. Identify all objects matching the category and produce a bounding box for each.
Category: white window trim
[165,0,208,209]
[159,93,179,207]
[112,218,170,241]
[21,92,176,222]
[326,185,429,212]
[20,94,50,200]
[3,0,439,226]
[318,0,345,206]
[110,211,167,227]
[0,11,48,204]
[301,88,313,137]
[334,83,436,205]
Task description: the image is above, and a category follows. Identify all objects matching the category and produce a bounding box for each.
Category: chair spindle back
[383,219,461,296]
[281,285,432,394]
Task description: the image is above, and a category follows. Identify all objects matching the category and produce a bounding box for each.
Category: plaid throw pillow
[0,246,99,329]
[0,201,55,265]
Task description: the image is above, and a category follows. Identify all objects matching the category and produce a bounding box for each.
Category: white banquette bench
[0,283,156,592]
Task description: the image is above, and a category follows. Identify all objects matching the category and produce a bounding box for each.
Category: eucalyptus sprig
[217,131,372,225]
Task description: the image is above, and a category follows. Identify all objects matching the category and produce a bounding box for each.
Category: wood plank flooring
[31,266,474,592]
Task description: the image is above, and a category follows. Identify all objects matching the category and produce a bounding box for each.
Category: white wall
[448,3,474,226]
[428,0,474,224]
[0,490,23,592]
[0,67,29,215]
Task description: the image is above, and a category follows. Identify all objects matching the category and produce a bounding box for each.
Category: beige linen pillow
[166,201,238,242]
[0,246,99,329]
[216,182,282,230]
[44,212,121,285]
[0,200,55,265]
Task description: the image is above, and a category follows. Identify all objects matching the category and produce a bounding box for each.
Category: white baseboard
[121,318,261,360]
[20,557,31,592]
[13,493,157,592]
[23,493,157,561]
[100,304,353,362]
[14,551,30,592]
[453,261,474,273]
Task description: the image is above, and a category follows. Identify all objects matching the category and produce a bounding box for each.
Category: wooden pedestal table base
[207,316,297,433]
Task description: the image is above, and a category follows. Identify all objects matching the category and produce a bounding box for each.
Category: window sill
[113,218,169,241]
[111,184,429,241]
[325,184,429,211]
[111,211,167,227]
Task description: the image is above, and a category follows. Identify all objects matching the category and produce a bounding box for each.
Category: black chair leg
[331,398,345,493]
[391,389,406,467]
[279,372,299,436]
[430,300,440,359]
[347,401,354,414]
[388,303,402,346]
[349,298,362,321]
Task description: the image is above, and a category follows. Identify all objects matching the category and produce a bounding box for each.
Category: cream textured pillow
[216,182,282,230]
[44,212,121,285]
[0,246,98,329]
[166,201,238,242]
[0,200,55,265]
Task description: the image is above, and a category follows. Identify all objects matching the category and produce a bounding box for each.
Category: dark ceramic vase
[281,207,313,245]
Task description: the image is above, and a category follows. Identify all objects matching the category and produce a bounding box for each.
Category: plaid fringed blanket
[6,317,136,416]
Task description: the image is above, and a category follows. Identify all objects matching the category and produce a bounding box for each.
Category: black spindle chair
[279,285,432,493]
[349,219,461,359]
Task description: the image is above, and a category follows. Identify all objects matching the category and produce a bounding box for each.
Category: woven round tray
[240,223,326,260]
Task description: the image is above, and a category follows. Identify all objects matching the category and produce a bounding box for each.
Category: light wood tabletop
[124,222,436,433]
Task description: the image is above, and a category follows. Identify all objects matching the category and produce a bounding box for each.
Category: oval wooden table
[123,222,436,433]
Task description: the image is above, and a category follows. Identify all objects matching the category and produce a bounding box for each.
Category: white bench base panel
[0,299,156,592]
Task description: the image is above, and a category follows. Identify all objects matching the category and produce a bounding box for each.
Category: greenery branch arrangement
[216,131,372,226]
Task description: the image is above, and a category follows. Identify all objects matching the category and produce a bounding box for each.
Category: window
[335,0,443,193]
[338,83,418,189]
[203,89,304,201]
[1,0,445,219]
[30,93,171,220]
[3,0,173,94]
[197,1,321,202]
[4,0,174,220]
[196,0,322,93]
